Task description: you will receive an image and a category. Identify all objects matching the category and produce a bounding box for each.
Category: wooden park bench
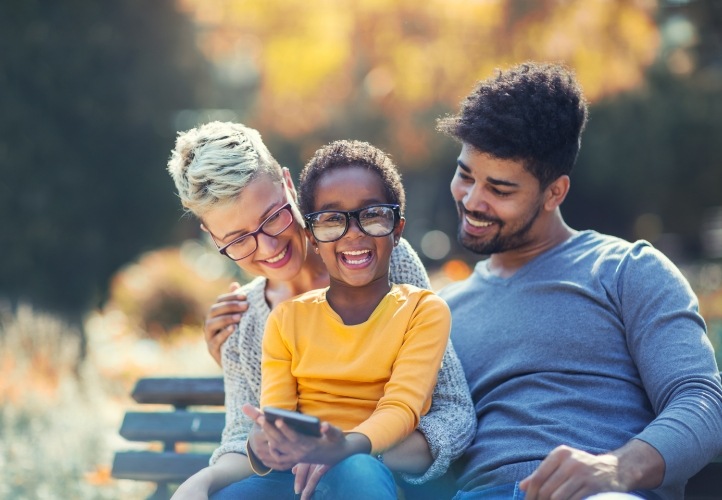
[111,376,225,500]
[111,376,721,499]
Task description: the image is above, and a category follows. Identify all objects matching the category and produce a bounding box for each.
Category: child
[237,140,452,499]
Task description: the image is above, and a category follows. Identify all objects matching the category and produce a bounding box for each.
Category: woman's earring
[314,246,319,253]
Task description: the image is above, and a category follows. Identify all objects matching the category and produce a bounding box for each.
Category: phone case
[263,406,322,437]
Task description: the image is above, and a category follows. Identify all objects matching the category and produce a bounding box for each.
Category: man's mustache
[456,202,502,225]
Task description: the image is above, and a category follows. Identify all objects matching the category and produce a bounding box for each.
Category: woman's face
[201,170,309,282]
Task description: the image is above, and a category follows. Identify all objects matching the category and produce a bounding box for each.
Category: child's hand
[266,419,344,469]
[242,404,279,468]
[292,463,330,500]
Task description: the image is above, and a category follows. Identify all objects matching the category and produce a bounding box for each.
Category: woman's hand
[293,463,330,500]
[204,282,248,365]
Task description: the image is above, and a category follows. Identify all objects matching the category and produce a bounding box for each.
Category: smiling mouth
[265,245,288,264]
[465,215,494,228]
[341,249,372,265]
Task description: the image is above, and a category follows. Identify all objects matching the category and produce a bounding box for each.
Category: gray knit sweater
[211,238,475,484]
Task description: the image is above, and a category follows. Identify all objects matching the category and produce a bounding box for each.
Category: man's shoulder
[566,230,653,260]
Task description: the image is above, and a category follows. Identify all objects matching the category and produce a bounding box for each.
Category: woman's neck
[265,244,329,309]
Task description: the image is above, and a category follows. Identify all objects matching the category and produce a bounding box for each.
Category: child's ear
[305,228,320,253]
[393,217,406,244]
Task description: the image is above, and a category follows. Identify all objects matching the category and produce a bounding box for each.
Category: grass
[0,304,155,499]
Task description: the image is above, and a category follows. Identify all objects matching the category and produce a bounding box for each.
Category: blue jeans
[452,483,659,500]
[211,454,397,500]
[452,482,526,500]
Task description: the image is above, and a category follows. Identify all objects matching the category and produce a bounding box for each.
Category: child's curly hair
[299,140,405,216]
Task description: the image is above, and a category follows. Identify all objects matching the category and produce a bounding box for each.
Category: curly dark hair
[437,62,589,188]
[299,140,406,216]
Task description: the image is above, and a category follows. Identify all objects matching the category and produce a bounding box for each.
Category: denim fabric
[398,471,458,500]
[211,454,397,500]
[451,483,658,500]
[452,482,525,499]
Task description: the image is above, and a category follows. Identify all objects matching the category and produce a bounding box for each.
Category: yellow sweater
[260,283,451,454]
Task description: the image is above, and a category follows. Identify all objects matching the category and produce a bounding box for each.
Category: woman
[166,121,474,499]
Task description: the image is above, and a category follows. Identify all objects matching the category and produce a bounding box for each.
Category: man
[436,62,722,499]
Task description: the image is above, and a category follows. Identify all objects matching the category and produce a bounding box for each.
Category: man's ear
[544,175,570,211]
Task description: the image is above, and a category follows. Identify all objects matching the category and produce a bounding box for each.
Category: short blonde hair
[167,121,283,217]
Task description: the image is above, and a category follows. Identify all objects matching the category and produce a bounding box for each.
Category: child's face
[306,165,405,289]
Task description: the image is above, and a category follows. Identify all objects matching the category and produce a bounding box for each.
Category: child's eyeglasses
[304,204,400,243]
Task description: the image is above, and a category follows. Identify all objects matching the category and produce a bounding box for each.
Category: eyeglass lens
[223,205,293,260]
[309,205,396,242]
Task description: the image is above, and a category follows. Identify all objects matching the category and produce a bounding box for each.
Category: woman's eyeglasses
[304,204,400,243]
[214,203,295,261]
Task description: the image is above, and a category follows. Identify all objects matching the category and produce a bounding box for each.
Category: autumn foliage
[178,0,659,160]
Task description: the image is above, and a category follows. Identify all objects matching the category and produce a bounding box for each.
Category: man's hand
[520,446,625,500]
[204,282,247,365]
[293,463,330,500]
[520,440,664,500]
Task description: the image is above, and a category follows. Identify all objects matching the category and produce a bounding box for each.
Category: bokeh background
[1,0,721,497]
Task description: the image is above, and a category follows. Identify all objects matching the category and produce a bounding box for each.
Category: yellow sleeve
[260,306,298,411]
[352,292,451,453]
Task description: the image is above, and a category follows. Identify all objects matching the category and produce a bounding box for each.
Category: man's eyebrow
[487,177,519,188]
[457,159,519,188]
[457,159,472,173]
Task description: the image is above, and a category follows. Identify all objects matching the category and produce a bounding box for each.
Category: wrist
[612,439,665,490]
[336,432,372,463]
[246,440,272,476]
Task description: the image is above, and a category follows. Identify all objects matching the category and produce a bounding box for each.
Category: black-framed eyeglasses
[214,203,295,261]
[304,204,400,243]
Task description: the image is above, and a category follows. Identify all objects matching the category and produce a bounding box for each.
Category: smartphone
[263,406,322,437]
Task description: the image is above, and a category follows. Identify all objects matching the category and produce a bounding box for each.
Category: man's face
[450,143,545,255]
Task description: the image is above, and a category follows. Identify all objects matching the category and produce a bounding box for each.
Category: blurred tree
[176,0,680,266]
[177,0,660,165]
[565,0,722,261]
[0,0,212,317]
[566,68,722,260]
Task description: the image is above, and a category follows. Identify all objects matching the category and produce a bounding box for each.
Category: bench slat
[120,412,225,443]
[131,377,224,407]
[112,450,210,483]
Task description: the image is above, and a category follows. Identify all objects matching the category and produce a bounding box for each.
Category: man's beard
[456,201,542,255]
